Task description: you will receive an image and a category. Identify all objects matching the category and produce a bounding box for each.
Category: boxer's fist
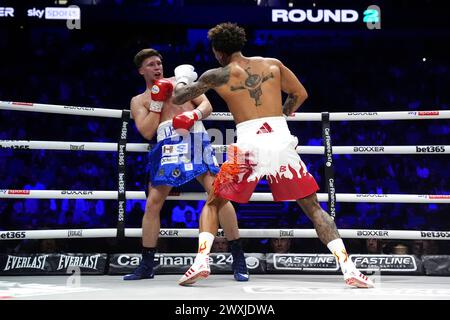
[173,109,203,135]
[174,64,198,86]
[150,79,173,113]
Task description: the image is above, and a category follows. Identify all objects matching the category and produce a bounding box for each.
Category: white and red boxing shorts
[213,116,319,203]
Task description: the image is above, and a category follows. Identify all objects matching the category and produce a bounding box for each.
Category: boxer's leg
[297,193,374,288]
[123,184,172,280]
[197,171,249,281]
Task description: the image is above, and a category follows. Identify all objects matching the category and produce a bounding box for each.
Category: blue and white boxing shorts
[145,120,219,192]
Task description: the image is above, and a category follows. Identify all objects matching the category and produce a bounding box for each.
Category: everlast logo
[347,112,378,116]
[357,230,389,237]
[57,255,100,270]
[4,255,48,271]
[416,146,445,153]
[160,230,179,236]
[280,230,294,237]
[353,146,385,152]
[68,230,83,238]
[61,190,93,195]
[421,231,450,238]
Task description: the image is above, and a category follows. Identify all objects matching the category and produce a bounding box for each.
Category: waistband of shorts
[236,116,288,136]
[157,119,206,142]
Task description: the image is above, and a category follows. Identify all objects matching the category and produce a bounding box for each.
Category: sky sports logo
[272,5,381,29]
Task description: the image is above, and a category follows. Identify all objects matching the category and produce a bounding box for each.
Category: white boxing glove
[174,64,198,85]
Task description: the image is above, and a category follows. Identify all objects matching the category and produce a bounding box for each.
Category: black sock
[229,239,242,253]
[142,247,156,257]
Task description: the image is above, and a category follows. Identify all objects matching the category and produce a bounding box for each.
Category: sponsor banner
[61,190,93,195]
[0,144,30,149]
[429,195,450,200]
[422,255,450,276]
[420,231,450,239]
[418,111,439,116]
[350,254,421,273]
[12,102,33,106]
[347,112,378,116]
[162,143,189,156]
[63,106,94,111]
[8,190,30,195]
[108,253,266,275]
[0,253,107,275]
[267,254,339,273]
[416,146,445,153]
[356,230,389,238]
[355,194,387,198]
[70,144,85,151]
[353,146,385,153]
[0,231,27,240]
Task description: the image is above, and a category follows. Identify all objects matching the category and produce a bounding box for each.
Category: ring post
[321,112,336,219]
[116,109,130,238]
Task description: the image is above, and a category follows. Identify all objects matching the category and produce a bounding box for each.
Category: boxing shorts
[213,116,319,203]
[145,120,219,192]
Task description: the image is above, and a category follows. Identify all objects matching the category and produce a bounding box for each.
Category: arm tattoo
[230,67,274,106]
[282,93,299,116]
[173,67,230,105]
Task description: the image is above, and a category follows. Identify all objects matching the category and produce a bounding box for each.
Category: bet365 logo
[364,5,381,29]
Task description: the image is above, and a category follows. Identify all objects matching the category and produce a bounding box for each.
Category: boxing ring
[0,100,449,300]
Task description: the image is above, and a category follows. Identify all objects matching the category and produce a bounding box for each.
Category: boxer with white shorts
[173,23,374,288]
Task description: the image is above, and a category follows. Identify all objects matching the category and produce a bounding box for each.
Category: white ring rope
[1,100,450,121]
[0,190,449,203]
[0,228,449,240]
[1,101,449,242]
[1,140,449,154]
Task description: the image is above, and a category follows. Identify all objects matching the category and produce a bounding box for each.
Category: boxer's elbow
[300,88,308,102]
[137,123,157,140]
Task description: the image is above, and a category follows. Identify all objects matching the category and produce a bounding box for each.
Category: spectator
[171,200,197,226]
[365,238,384,254]
[211,237,230,253]
[270,238,292,253]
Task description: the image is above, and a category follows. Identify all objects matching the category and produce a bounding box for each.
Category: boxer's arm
[130,97,159,140]
[274,59,308,116]
[172,67,230,105]
[191,94,212,119]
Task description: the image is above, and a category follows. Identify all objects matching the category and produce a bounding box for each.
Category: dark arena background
[0,0,449,305]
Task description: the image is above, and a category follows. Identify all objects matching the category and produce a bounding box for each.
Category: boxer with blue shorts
[124,48,248,282]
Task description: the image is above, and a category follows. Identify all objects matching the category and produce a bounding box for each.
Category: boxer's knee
[296,193,321,217]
